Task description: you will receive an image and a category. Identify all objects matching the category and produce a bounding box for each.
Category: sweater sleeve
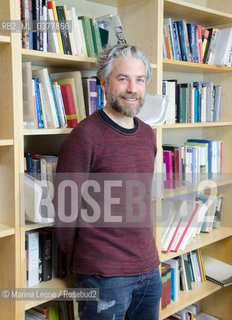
[54,124,95,254]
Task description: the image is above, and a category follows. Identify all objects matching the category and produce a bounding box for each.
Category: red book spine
[198,25,203,63]
[60,85,78,128]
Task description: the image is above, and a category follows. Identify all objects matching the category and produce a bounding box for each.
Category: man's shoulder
[71,111,103,137]
[136,117,154,135]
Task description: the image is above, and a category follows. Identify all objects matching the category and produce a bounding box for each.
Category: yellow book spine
[52,1,64,54]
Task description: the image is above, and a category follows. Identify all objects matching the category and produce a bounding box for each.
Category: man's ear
[100,79,107,93]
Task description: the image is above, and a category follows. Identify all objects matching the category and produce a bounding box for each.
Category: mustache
[119,93,143,100]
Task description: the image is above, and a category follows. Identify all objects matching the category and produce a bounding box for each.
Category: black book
[56,6,72,55]
[39,230,53,281]
[32,0,40,50]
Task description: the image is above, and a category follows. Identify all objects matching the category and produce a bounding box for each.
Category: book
[56,5,72,55]
[26,231,39,287]
[39,230,53,281]
[202,255,232,286]
[60,84,78,128]
[96,15,126,47]
[50,71,86,121]
[82,77,98,116]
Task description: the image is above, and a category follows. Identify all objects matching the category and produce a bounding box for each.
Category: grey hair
[96,44,152,83]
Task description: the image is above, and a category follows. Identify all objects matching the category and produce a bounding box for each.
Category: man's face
[115,28,124,41]
[102,56,146,118]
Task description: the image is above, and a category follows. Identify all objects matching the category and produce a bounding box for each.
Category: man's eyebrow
[116,73,146,78]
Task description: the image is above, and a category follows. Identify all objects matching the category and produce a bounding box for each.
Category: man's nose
[126,80,137,93]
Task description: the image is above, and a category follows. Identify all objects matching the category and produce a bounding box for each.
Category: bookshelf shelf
[23,128,73,136]
[152,122,232,130]
[0,224,15,238]
[0,139,14,146]
[164,0,232,26]
[24,223,54,232]
[24,274,74,310]
[163,59,232,73]
[21,49,96,69]
[160,227,232,262]
[0,35,11,44]
[160,173,232,199]
[86,0,143,7]
[160,280,222,319]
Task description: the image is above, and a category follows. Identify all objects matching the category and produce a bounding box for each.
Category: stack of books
[163,18,232,66]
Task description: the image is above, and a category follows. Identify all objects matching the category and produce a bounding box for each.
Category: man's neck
[103,104,135,129]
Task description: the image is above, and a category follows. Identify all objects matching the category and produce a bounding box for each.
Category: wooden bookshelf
[163,58,232,73]
[21,48,96,69]
[153,121,232,129]
[23,128,72,136]
[164,0,232,26]
[160,280,222,319]
[160,227,232,262]
[0,224,15,238]
[24,222,54,232]
[0,139,13,146]
[1,0,231,319]
[0,35,11,44]
[24,275,75,310]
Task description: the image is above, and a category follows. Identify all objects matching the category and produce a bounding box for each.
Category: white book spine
[27,232,39,287]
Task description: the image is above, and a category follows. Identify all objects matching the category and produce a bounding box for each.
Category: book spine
[56,6,72,55]
[33,78,44,129]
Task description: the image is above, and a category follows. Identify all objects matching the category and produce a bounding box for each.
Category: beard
[106,87,145,118]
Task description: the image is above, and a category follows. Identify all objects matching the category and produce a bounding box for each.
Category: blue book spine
[170,267,175,301]
[187,23,196,62]
[193,82,202,122]
[97,84,102,110]
[173,22,182,61]
[177,20,188,61]
[33,78,43,129]
[194,89,198,123]
[49,76,61,127]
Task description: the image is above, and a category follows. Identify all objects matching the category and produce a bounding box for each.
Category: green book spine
[78,16,95,57]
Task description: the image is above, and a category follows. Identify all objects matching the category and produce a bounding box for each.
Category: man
[55,44,162,320]
[114,26,127,44]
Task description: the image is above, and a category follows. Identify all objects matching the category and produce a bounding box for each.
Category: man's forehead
[112,56,146,73]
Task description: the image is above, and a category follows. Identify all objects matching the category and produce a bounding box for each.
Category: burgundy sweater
[55,110,160,276]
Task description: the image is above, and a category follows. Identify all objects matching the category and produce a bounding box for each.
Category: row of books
[162,139,222,189]
[163,254,232,317]
[161,193,223,254]
[23,62,104,129]
[26,300,77,320]
[161,249,206,310]
[21,0,126,56]
[26,228,69,288]
[162,80,222,124]
[165,305,221,320]
[163,18,232,66]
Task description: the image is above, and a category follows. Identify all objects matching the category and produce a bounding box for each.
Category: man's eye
[119,78,127,82]
[137,78,145,83]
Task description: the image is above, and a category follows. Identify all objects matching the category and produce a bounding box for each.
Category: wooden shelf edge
[0,35,11,44]
[21,48,96,69]
[24,275,75,310]
[86,0,144,7]
[0,139,14,146]
[152,122,232,130]
[163,59,232,72]
[164,0,232,19]
[155,173,232,199]
[160,227,232,262]
[23,128,73,136]
[0,224,15,238]
[24,222,54,232]
[160,280,222,319]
